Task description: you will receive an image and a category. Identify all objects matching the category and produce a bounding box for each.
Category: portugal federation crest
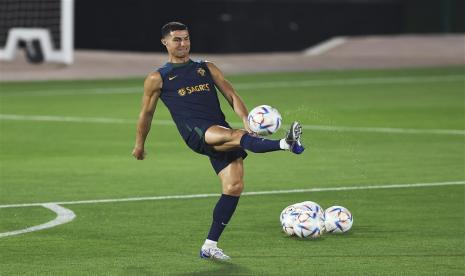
[178,88,186,96]
[197,67,206,77]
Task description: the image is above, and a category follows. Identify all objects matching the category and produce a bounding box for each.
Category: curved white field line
[1,114,464,136]
[0,204,76,238]
[0,181,463,238]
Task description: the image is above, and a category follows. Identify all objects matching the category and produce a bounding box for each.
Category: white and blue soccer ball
[280,204,297,225]
[280,204,300,236]
[247,105,282,136]
[324,205,353,233]
[294,201,325,218]
[281,211,300,236]
[280,201,325,237]
[294,201,326,231]
[292,211,324,239]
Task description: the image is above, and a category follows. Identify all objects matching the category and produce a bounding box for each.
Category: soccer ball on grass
[292,211,324,239]
[324,205,353,233]
[280,201,326,238]
[294,200,326,232]
[280,204,300,236]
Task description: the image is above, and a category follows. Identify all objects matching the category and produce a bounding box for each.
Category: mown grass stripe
[1,180,463,209]
[1,114,464,135]
[0,75,462,96]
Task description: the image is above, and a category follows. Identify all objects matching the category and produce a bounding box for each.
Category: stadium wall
[74,0,463,53]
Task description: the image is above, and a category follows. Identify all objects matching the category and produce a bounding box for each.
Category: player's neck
[168,56,190,64]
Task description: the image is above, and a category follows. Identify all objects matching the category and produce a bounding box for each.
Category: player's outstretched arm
[132,72,162,160]
[206,62,251,133]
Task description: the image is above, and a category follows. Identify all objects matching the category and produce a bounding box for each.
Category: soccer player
[132,22,304,261]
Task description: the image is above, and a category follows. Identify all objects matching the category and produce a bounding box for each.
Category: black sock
[240,134,282,153]
[206,194,240,242]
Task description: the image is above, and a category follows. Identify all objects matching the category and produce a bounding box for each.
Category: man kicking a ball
[132,22,304,260]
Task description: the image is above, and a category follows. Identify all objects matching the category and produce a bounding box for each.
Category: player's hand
[132,146,146,160]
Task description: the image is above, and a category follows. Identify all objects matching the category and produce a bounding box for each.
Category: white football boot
[200,246,231,261]
[285,121,305,154]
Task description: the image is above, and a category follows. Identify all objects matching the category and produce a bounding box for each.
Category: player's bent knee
[205,126,247,148]
[227,129,247,147]
[233,129,247,139]
[205,126,234,145]
[226,129,246,144]
[223,180,244,196]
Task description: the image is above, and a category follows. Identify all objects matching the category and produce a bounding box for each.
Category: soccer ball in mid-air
[292,211,324,239]
[247,105,282,136]
[324,205,353,233]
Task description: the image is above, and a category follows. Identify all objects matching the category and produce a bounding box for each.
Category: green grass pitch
[0,66,464,275]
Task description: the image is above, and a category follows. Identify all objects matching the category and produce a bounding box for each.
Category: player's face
[162,30,190,58]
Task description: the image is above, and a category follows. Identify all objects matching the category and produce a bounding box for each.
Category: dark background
[74,0,463,53]
[1,0,462,53]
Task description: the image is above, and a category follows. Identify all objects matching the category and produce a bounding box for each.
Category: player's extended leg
[205,122,304,154]
[200,158,244,261]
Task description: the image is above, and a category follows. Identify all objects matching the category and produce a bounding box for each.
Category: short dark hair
[161,22,188,38]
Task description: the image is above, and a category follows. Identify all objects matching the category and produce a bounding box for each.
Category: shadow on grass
[175,261,251,276]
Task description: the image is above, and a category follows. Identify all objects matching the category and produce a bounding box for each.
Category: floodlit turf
[0,66,464,274]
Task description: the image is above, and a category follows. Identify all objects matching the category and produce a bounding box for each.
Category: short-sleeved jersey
[157,60,226,140]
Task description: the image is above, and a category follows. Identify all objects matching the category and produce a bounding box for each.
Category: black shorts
[183,120,248,174]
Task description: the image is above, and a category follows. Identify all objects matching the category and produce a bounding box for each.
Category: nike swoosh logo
[221,222,227,226]
[168,75,178,80]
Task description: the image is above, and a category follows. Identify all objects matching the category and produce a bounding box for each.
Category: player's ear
[161,39,167,46]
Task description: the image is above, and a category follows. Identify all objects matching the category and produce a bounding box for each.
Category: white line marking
[0,181,463,209]
[0,75,462,96]
[233,75,464,90]
[0,114,135,124]
[1,114,464,136]
[0,204,76,238]
[303,37,347,56]
[299,124,465,135]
